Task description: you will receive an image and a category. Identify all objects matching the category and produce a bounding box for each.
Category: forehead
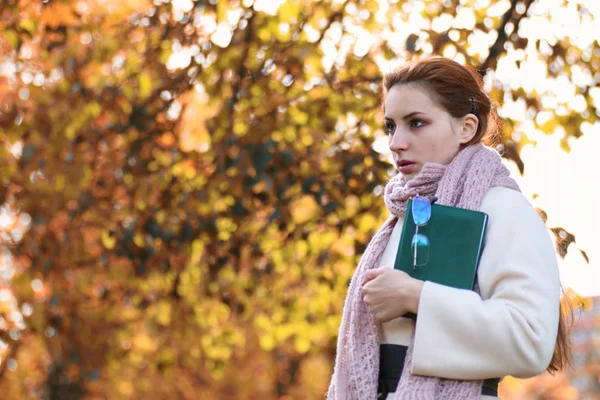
[384,84,444,117]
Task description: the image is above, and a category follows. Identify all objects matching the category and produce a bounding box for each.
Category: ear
[459,114,479,144]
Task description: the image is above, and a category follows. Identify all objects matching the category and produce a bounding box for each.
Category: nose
[389,128,409,152]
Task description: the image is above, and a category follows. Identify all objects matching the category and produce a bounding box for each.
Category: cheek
[441,143,461,163]
[425,142,438,157]
[427,136,459,164]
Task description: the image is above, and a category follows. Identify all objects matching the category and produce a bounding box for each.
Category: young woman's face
[384,84,472,180]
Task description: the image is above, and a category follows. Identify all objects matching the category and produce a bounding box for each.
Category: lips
[397,160,414,167]
[396,160,417,174]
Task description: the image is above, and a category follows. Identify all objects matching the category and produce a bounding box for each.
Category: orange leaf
[178,90,215,153]
[39,3,80,29]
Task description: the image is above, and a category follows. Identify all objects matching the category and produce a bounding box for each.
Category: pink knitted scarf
[327,143,520,399]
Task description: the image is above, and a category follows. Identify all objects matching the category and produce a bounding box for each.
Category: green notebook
[394,199,488,318]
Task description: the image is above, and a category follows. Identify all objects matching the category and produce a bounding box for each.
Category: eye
[409,119,426,128]
[384,121,396,135]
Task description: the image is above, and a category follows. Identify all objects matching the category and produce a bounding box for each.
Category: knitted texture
[327,143,520,400]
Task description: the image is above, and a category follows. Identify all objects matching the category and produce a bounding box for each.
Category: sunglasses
[411,195,432,270]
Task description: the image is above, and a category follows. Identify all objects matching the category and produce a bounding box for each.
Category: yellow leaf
[201,335,212,350]
[216,217,237,236]
[190,239,205,264]
[279,2,301,23]
[207,345,232,361]
[123,171,135,185]
[138,73,152,100]
[539,118,558,134]
[65,125,76,140]
[358,213,378,232]
[301,133,313,146]
[19,19,36,34]
[134,233,145,248]
[275,325,294,342]
[101,230,116,249]
[257,27,272,42]
[134,199,146,210]
[155,300,172,326]
[345,195,360,218]
[233,121,248,136]
[290,108,309,125]
[295,240,308,259]
[284,126,297,142]
[172,159,196,179]
[259,334,276,351]
[294,336,311,354]
[230,330,246,347]
[4,31,18,50]
[118,380,134,396]
[308,229,337,253]
[55,175,65,191]
[133,330,157,353]
[255,313,271,329]
[290,195,319,224]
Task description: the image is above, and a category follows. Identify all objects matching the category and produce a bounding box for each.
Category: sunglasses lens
[411,234,430,267]
[412,196,431,226]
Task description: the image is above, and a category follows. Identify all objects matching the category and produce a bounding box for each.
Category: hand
[361,267,424,323]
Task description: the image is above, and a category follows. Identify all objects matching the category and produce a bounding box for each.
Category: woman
[327,57,570,400]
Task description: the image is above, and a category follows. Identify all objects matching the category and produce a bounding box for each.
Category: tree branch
[480,0,535,73]
[226,12,256,114]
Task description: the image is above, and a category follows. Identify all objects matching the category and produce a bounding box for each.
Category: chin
[401,172,416,181]
[399,166,422,181]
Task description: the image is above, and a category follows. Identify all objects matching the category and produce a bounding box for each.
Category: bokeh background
[0,0,599,399]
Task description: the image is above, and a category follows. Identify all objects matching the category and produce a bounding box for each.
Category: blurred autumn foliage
[0,0,598,399]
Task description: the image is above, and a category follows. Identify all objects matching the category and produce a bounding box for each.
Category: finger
[362,268,384,286]
[361,270,375,286]
[361,278,376,293]
[361,283,367,294]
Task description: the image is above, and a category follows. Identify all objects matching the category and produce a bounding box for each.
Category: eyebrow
[384,111,427,120]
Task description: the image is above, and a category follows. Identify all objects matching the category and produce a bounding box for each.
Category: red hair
[382,56,501,147]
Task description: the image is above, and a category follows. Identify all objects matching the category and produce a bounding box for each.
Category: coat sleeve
[411,187,561,380]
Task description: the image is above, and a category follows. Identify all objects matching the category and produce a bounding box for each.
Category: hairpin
[470,89,480,118]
